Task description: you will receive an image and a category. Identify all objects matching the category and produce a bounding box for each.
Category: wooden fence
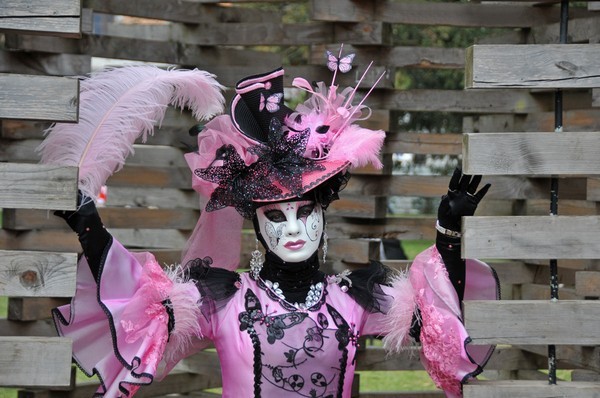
[1,0,600,397]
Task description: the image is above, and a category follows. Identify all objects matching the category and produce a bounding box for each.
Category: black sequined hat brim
[252,160,350,203]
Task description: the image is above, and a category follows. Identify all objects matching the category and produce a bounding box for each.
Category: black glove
[437,168,491,233]
[436,168,490,302]
[55,191,111,280]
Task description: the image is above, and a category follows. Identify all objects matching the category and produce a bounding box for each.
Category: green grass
[401,239,435,260]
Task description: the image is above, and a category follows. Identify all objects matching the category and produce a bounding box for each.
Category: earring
[322,224,328,263]
[250,239,264,279]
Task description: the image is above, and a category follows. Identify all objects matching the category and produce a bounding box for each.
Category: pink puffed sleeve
[363,245,498,398]
[52,239,205,397]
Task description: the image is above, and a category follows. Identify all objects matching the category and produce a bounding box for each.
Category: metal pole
[548,0,569,386]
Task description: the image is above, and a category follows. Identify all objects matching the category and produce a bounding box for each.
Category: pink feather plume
[37,65,225,200]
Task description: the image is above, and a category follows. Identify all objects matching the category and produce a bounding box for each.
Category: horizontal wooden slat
[463,216,600,259]
[328,216,436,241]
[464,300,600,345]
[384,132,462,155]
[463,132,600,175]
[5,34,281,68]
[344,175,587,200]
[465,109,600,133]
[466,44,600,89]
[0,0,81,37]
[463,380,600,398]
[0,318,56,337]
[376,89,546,114]
[8,297,69,321]
[0,51,90,76]
[83,0,279,24]
[0,250,76,297]
[576,271,600,298]
[0,163,77,210]
[311,0,589,28]
[0,73,79,121]
[3,207,199,230]
[0,336,71,387]
[311,44,465,69]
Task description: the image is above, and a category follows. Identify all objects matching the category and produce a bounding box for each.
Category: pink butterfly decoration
[259,92,283,113]
[326,50,355,73]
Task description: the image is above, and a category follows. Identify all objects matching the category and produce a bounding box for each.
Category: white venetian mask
[255,200,324,263]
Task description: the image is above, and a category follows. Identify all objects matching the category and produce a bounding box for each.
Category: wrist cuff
[435,220,462,238]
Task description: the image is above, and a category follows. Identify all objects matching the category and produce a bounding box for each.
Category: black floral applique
[239,289,357,397]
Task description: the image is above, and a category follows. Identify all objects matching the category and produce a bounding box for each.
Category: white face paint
[256,200,324,263]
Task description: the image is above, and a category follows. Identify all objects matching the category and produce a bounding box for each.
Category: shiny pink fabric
[409,246,498,397]
[53,240,201,397]
[55,241,498,398]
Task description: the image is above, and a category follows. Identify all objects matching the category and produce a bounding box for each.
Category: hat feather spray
[37,65,225,201]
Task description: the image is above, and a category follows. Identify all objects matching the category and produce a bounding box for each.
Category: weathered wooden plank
[466,44,600,89]
[520,283,580,300]
[110,229,189,249]
[576,271,600,298]
[463,216,600,259]
[0,336,71,387]
[101,186,198,208]
[311,45,465,69]
[463,132,600,175]
[375,89,546,114]
[0,51,90,76]
[0,17,81,37]
[328,196,387,218]
[0,318,56,337]
[0,163,77,210]
[0,228,188,252]
[83,0,279,24]
[5,34,281,67]
[466,109,600,133]
[464,300,600,345]
[108,165,191,189]
[3,207,199,230]
[311,0,589,27]
[0,0,81,37]
[343,175,587,201]
[0,73,79,122]
[383,132,462,155]
[102,19,387,46]
[463,380,600,398]
[0,250,76,297]
[8,297,70,321]
[329,239,381,266]
[522,344,600,373]
[328,216,435,241]
[18,371,223,398]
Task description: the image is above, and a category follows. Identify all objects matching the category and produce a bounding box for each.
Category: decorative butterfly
[259,92,283,113]
[326,50,355,74]
[265,222,284,248]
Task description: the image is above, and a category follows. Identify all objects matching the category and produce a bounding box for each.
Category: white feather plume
[37,65,225,200]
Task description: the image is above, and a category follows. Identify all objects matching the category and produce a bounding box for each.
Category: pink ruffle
[53,240,202,397]
[409,245,498,398]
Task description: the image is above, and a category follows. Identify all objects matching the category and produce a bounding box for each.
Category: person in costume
[44,53,498,398]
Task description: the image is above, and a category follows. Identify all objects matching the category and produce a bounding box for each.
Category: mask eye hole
[316,125,330,134]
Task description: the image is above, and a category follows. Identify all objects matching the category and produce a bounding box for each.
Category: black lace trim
[344,261,394,314]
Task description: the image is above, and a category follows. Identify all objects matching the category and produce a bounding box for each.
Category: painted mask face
[256,200,324,263]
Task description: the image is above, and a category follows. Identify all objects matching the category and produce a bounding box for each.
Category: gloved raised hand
[436,168,490,302]
[437,168,491,234]
[55,191,111,280]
